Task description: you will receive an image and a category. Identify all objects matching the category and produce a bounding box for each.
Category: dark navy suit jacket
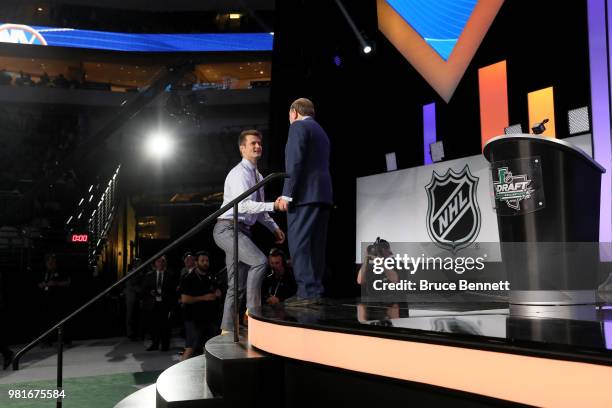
[282,117,332,205]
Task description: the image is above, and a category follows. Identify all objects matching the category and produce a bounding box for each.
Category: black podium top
[483,134,605,173]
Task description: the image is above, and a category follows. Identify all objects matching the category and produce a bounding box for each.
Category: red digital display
[71,234,88,243]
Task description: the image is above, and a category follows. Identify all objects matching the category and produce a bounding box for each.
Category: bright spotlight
[146,132,174,159]
[361,40,376,55]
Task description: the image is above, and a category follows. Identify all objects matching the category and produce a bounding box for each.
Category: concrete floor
[0,336,184,384]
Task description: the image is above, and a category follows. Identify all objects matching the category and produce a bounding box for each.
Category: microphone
[531,118,549,135]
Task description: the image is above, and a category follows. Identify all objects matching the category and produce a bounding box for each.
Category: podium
[483,134,605,307]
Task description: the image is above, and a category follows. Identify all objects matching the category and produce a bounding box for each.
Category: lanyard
[271,279,281,297]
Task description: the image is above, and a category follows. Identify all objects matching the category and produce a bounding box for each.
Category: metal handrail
[12,172,287,379]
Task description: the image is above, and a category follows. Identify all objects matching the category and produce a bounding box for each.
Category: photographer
[356,238,403,326]
[262,249,297,305]
[356,238,399,287]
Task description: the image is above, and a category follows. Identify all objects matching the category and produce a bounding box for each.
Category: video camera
[367,237,390,257]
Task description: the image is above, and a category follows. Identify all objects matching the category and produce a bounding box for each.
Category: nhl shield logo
[425,165,481,251]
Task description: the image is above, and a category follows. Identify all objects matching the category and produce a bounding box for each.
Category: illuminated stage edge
[249,313,612,407]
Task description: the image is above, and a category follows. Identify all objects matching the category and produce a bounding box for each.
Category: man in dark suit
[276,98,332,300]
[142,255,177,351]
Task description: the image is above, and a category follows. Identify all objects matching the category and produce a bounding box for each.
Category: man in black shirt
[179,251,221,360]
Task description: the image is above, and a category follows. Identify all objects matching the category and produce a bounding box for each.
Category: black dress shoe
[146,344,159,351]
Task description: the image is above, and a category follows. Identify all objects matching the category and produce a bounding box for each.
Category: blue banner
[0,23,273,52]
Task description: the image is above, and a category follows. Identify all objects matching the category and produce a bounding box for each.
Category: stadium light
[145,131,174,159]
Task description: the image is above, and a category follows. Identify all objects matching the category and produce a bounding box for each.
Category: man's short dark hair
[238,129,262,148]
[182,251,193,261]
[195,250,210,260]
[269,248,285,259]
[290,98,315,117]
[268,248,287,266]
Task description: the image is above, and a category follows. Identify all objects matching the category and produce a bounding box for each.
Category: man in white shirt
[213,129,285,333]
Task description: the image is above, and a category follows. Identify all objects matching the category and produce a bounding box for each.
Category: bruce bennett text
[372,280,510,291]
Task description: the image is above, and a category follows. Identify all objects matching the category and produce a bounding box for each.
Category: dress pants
[213,221,267,332]
[287,204,330,299]
[149,301,171,349]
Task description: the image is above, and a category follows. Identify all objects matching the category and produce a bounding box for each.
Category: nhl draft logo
[425,165,481,251]
[493,167,534,210]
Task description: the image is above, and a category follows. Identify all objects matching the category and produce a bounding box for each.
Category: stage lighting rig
[334,0,376,56]
[145,131,174,159]
[361,38,376,55]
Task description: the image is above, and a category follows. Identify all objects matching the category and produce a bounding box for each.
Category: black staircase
[11,172,287,408]
[204,334,282,407]
[114,334,284,408]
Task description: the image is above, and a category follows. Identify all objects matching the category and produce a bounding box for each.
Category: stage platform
[114,294,611,407]
[247,295,612,407]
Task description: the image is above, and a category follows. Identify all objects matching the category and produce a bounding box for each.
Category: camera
[367,237,390,258]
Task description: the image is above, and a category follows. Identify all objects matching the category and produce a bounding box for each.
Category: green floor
[0,371,160,408]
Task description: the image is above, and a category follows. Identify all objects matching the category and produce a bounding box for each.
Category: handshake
[273,196,290,212]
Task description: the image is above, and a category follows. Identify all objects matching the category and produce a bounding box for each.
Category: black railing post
[233,203,239,343]
[56,326,63,408]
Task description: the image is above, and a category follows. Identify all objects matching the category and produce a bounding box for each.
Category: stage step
[156,354,223,408]
[114,384,156,408]
[205,334,282,407]
[114,355,223,408]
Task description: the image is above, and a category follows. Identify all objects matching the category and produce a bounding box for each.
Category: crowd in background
[122,248,296,360]
[0,246,296,370]
[0,69,115,91]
